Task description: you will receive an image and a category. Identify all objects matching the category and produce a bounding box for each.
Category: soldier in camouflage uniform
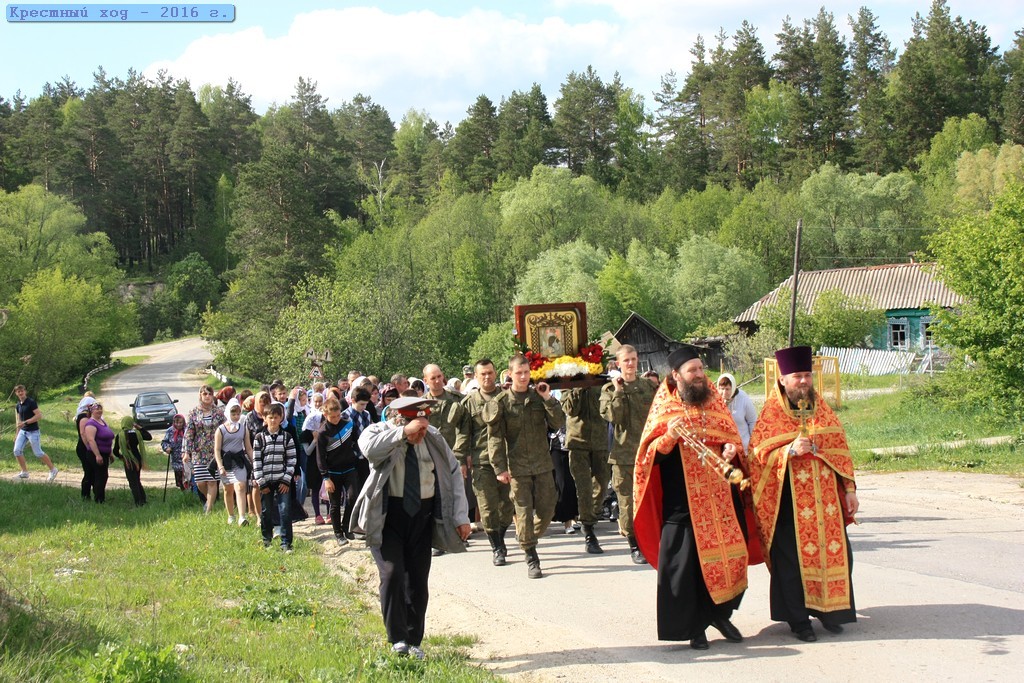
[454,359,513,566]
[423,364,468,556]
[599,344,656,564]
[561,385,611,554]
[484,354,565,579]
[422,364,464,449]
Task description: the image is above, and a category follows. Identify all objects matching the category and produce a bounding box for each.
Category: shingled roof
[734,262,963,323]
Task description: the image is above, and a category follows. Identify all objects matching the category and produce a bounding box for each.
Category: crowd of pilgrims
[74,367,656,550]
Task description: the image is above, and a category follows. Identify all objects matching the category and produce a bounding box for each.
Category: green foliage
[468,322,515,368]
[799,163,930,266]
[671,234,770,336]
[0,267,133,392]
[239,585,313,622]
[513,240,614,332]
[0,185,122,302]
[757,286,885,349]
[955,143,1024,211]
[723,327,787,379]
[930,182,1024,416]
[80,643,186,683]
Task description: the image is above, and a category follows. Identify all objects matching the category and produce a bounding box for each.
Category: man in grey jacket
[353,396,471,660]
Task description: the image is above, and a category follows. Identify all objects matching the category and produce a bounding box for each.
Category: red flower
[524,350,547,370]
[579,343,604,365]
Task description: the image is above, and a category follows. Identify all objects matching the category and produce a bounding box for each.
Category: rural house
[733,263,963,351]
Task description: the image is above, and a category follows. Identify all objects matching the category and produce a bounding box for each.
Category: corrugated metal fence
[818,346,917,376]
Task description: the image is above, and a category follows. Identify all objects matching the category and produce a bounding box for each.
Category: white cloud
[145,2,1020,125]
[145,7,627,123]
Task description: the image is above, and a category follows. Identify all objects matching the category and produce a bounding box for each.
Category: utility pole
[788,219,803,347]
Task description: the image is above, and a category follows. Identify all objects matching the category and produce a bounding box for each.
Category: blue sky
[1,1,1019,124]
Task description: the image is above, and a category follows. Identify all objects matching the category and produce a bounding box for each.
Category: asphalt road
[57,341,1024,680]
[399,470,1024,682]
[47,337,214,493]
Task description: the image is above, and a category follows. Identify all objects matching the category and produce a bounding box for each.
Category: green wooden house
[733,263,963,351]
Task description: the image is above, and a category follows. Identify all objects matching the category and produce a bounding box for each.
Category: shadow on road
[483,602,1024,676]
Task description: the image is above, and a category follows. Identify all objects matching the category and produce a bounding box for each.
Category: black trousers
[91,453,111,503]
[370,496,434,646]
[307,464,324,518]
[770,472,856,629]
[657,519,743,640]
[326,470,358,536]
[123,462,147,506]
[76,444,95,499]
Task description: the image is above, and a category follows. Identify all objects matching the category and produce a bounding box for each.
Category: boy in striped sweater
[253,403,298,552]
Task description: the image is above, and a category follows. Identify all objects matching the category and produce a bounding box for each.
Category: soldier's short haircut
[475,358,495,370]
[616,344,637,358]
[509,353,529,370]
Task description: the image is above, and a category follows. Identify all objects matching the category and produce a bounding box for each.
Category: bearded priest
[747,345,859,643]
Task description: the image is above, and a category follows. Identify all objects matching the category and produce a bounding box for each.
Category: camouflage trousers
[568,449,610,526]
[611,463,635,538]
[509,471,556,551]
[471,463,513,534]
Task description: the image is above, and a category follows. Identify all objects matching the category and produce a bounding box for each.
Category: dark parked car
[130,391,179,430]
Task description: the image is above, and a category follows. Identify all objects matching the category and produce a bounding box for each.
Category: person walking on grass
[75,395,97,498]
[316,396,360,545]
[161,414,188,492]
[214,399,253,526]
[183,386,225,515]
[11,385,58,481]
[113,416,151,506]
[81,402,115,503]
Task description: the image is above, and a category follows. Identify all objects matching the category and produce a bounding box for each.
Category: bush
[80,642,187,683]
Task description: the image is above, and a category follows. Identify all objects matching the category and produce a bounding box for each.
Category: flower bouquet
[524,343,609,389]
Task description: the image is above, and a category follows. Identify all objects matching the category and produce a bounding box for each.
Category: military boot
[488,532,507,566]
[498,526,510,556]
[628,535,647,565]
[524,547,543,579]
[583,525,603,554]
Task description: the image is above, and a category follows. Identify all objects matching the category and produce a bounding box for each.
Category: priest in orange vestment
[634,346,749,650]
[747,346,859,643]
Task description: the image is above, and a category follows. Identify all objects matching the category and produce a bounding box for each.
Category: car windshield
[137,394,172,407]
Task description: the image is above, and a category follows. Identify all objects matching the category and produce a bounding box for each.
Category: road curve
[105,337,214,419]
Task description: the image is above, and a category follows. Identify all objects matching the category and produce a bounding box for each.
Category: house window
[888,319,908,350]
[638,359,652,373]
[922,319,935,349]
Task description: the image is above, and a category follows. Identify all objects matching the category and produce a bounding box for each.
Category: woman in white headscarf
[75,394,97,500]
[716,372,758,451]
[213,398,253,525]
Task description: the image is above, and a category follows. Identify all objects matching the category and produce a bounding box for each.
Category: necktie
[403,442,420,516]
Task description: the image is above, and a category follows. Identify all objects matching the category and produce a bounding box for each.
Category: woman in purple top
[82,402,116,503]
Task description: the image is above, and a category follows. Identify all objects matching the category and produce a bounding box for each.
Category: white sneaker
[227,515,236,525]
[408,645,425,660]
[47,468,59,482]
[391,641,409,656]
[239,516,249,527]
[16,471,29,479]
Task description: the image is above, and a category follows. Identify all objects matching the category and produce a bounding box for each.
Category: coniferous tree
[848,8,897,173]
[446,94,499,191]
[494,84,557,181]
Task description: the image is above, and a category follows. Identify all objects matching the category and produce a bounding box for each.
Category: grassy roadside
[1,359,493,681]
[840,390,1023,476]
[0,358,146,477]
[0,482,491,681]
